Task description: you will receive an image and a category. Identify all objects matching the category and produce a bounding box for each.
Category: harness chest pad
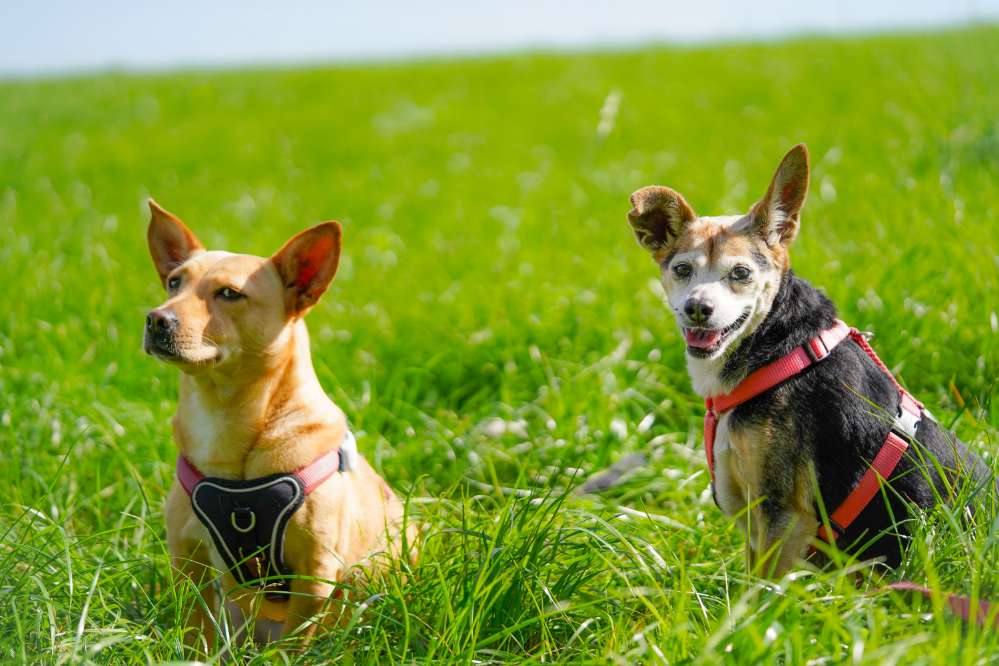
[190,473,305,591]
[177,434,353,598]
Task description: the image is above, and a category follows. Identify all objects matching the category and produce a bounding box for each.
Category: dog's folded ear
[751,144,809,247]
[271,221,343,316]
[147,199,204,285]
[627,186,696,256]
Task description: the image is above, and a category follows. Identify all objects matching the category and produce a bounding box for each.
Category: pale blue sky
[2,0,997,75]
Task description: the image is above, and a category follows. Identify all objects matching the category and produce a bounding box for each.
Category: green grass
[1,25,998,664]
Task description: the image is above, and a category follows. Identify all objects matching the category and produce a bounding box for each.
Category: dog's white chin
[154,346,223,369]
[680,313,754,397]
[686,353,735,397]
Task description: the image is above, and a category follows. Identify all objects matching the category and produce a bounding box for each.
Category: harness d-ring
[231,507,257,533]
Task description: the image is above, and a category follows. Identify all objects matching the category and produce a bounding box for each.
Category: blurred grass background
[0,25,996,663]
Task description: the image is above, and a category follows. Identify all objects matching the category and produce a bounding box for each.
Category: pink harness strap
[177,443,345,497]
[702,320,922,543]
[176,453,203,496]
[296,447,344,493]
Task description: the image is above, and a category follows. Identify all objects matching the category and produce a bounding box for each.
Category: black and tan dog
[627,144,993,576]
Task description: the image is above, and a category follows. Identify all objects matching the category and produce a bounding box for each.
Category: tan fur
[676,222,783,268]
[147,201,417,651]
[728,422,818,577]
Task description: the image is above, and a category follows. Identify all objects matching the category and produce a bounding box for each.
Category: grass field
[1,25,998,664]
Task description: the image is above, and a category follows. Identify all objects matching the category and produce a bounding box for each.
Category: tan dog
[144,200,414,649]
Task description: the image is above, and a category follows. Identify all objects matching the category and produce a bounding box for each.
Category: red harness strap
[703,320,924,544]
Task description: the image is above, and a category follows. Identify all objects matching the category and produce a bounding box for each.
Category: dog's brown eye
[167,276,181,291]
[216,287,245,301]
[730,266,751,281]
[672,262,692,279]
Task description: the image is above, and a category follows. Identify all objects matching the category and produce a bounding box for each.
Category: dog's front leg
[280,574,343,643]
[166,485,218,654]
[279,541,349,643]
[169,544,218,652]
[750,467,819,578]
[751,509,817,577]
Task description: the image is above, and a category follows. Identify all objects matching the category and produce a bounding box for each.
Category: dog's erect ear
[627,186,696,256]
[751,144,809,247]
[147,199,204,285]
[270,221,343,316]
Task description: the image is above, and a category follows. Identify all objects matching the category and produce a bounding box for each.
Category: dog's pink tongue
[685,328,721,349]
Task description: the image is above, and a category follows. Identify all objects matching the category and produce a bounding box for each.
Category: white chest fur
[687,353,734,397]
[711,412,746,517]
[181,397,222,467]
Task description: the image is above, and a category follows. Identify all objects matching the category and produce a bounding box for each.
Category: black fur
[723,270,993,568]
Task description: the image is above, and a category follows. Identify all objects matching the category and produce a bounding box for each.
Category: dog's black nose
[683,298,714,322]
[146,309,179,338]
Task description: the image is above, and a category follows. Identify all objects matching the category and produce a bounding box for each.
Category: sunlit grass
[0,25,997,663]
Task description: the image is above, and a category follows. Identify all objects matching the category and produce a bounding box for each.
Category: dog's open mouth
[683,309,750,357]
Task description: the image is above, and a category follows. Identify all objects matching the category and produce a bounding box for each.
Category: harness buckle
[891,406,921,440]
[803,336,829,363]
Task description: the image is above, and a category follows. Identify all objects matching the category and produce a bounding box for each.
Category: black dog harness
[176,431,357,598]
